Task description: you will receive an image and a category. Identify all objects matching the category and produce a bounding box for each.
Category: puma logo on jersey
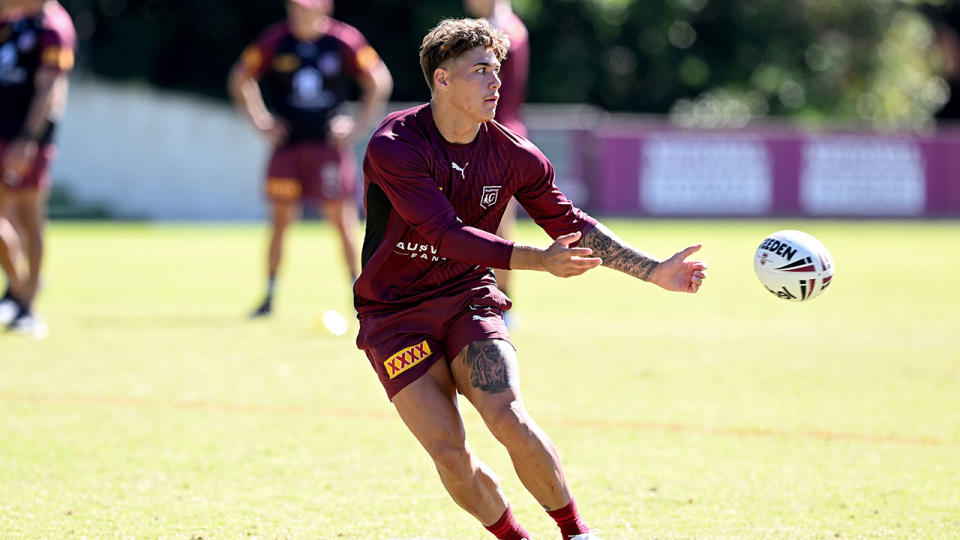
[451,161,469,179]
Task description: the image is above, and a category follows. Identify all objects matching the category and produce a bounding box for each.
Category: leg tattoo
[464,341,512,393]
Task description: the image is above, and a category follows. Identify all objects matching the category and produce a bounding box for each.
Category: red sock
[546,497,589,538]
[485,506,530,540]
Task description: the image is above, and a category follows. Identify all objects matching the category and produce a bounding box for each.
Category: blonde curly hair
[419,18,510,91]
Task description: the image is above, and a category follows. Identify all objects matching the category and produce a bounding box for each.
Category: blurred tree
[921,0,960,119]
[59,0,949,128]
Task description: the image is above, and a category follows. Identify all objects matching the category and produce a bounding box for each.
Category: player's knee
[426,440,473,477]
[272,215,293,231]
[485,399,535,444]
[25,224,42,244]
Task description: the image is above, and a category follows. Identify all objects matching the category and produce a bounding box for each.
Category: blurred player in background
[922,2,960,120]
[464,0,528,309]
[228,0,392,318]
[355,18,706,539]
[0,0,75,337]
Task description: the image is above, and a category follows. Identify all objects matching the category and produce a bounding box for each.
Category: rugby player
[228,0,392,318]
[354,18,707,539]
[0,0,75,337]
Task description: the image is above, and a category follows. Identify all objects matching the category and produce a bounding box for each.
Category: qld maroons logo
[480,185,502,209]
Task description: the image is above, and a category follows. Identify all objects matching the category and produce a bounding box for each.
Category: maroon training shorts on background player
[360,302,512,400]
[265,141,357,203]
[0,142,55,191]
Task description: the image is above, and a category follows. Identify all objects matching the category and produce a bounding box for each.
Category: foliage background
[59,0,958,129]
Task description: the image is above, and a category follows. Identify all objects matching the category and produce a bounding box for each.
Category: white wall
[49,80,595,220]
[52,78,270,220]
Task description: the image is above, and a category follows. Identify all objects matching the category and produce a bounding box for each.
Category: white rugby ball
[754,230,834,302]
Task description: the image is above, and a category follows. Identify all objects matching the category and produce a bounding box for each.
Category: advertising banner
[592,126,960,217]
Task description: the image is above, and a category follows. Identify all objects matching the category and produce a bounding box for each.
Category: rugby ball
[754,230,834,302]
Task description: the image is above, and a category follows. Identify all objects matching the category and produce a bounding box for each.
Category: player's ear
[433,67,449,91]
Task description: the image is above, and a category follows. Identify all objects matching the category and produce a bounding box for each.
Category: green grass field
[2,219,958,539]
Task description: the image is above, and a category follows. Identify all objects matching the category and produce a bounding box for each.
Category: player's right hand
[258,115,289,146]
[328,114,355,148]
[1,169,21,188]
[1,139,35,187]
[540,231,602,278]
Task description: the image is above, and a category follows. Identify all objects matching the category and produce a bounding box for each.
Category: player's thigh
[392,357,468,452]
[450,338,523,411]
[0,193,17,249]
[0,213,17,250]
[9,189,46,234]
[0,186,12,216]
[268,199,299,230]
[319,197,358,230]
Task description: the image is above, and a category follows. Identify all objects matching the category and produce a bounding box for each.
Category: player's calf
[427,440,479,486]
[426,442,521,532]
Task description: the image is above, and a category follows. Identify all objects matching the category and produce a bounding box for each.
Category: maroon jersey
[0,2,75,143]
[493,11,529,137]
[355,104,596,321]
[239,19,381,145]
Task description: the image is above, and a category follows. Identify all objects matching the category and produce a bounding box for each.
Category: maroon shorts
[358,294,512,401]
[265,141,356,203]
[0,141,55,192]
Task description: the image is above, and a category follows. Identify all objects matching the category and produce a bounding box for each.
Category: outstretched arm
[510,231,602,278]
[579,222,707,293]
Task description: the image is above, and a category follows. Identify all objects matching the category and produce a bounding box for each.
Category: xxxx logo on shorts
[384,340,432,379]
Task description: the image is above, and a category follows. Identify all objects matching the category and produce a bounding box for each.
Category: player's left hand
[328,114,356,147]
[649,244,708,293]
[1,169,21,188]
[2,139,38,183]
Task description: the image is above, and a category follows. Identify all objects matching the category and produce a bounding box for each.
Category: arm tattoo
[463,340,512,393]
[580,223,660,281]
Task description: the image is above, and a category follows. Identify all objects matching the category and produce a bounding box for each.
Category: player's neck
[431,99,482,145]
[290,15,330,41]
[2,0,46,16]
